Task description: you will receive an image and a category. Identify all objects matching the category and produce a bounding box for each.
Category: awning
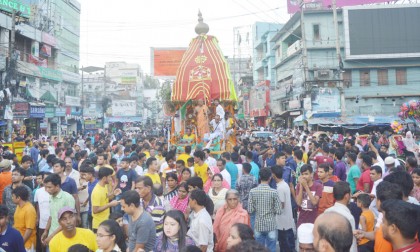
[106,116,142,123]
[305,115,399,127]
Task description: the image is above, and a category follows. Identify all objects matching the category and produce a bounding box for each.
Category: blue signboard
[29,105,45,118]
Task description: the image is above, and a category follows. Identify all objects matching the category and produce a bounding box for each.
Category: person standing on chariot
[194,99,210,143]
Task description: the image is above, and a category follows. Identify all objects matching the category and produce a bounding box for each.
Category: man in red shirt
[381,199,420,252]
[356,154,373,193]
[309,145,334,181]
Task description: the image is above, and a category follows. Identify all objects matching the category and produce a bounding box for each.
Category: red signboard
[287,0,391,14]
[151,48,186,77]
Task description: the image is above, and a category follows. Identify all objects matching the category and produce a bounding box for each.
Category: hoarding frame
[343,4,420,60]
[150,47,187,79]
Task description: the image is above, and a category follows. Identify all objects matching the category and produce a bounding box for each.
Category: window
[343,70,352,87]
[313,24,320,41]
[396,68,407,85]
[378,69,388,85]
[360,70,370,86]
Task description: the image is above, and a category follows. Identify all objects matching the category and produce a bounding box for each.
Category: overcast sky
[79,0,290,75]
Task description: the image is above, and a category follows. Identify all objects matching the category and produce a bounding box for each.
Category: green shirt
[347,165,361,194]
[49,190,75,236]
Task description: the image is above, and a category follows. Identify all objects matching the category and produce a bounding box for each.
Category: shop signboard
[13,102,29,118]
[111,100,136,116]
[55,107,66,117]
[0,0,31,18]
[45,105,55,118]
[39,67,62,82]
[65,96,81,107]
[84,120,96,129]
[29,104,45,118]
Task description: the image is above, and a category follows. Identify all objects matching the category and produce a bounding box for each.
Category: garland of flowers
[398,100,420,122]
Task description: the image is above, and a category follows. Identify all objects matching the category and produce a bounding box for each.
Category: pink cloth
[213,203,250,252]
[169,195,189,213]
[203,166,230,193]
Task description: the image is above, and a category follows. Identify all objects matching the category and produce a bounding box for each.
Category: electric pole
[6,10,17,142]
[332,0,346,117]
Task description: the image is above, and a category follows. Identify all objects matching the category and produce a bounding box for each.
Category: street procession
[0,0,419,251]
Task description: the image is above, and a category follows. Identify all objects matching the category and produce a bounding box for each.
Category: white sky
[79,0,290,75]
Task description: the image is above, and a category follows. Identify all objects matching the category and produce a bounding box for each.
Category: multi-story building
[82,62,144,131]
[251,22,282,126]
[271,4,420,128]
[0,0,81,137]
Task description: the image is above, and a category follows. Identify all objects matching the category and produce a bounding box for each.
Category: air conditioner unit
[314,70,333,80]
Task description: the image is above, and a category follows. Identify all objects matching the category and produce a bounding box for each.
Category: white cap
[384,156,395,165]
[298,223,314,244]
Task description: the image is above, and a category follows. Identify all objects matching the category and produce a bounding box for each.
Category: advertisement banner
[151,47,187,77]
[111,100,136,116]
[310,87,341,115]
[287,0,390,14]
[65,96,81,107]
[13,102,29,119]
[84,120,97,129]
[29,105,45,118]
[45,105,55,118]
[55,107,66,117]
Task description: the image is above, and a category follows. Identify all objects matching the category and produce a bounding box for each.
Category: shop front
[24,103,45,138]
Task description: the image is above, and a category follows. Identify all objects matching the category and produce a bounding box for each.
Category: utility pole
[6,10,17,142]
[300,1,309,128]
[332,0,346,117]
[103,65,106,130]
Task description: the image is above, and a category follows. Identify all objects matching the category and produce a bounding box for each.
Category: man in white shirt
[216,159,231,188]
[187,189,214,252]
[272,166,295,252]
[368,165,383,217]
[34,172,51,251]
[325,181,357,252]
[204,149,217,168]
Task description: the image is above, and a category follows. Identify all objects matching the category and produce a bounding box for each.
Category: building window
[313,24,320,41]
[396,68,407,85]
[378,69,388,85]
[343,70,352,87]
[360,70,370,86]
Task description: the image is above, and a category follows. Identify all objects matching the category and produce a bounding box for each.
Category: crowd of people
[0,127,419,252]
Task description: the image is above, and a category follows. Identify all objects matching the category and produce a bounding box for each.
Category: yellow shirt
[194,162,209,183]
[145,172,161,184]
[14,202,36,249]
[183,134,196,142]
[302,152,308,164]
[143,151,150,159]
[91,183,109,229]
[49,228,98,252]
[177,153,191,166]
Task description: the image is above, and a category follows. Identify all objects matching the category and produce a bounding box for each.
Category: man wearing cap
[0,159,13,204]
[48,206,97,252]
[298,223,315,252]
[384,156,396,177]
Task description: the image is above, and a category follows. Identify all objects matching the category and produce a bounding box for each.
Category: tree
[143,74,160,89]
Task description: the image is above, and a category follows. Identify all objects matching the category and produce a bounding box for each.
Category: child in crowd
[410,168,420,202]
[356,194,374,252]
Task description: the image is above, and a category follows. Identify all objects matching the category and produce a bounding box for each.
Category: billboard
[310,87,341,116]
[151,47,187,78]
[111,100,136,117]
[287,0,391,14]
[0,0,32,18]
[344,5,420,59]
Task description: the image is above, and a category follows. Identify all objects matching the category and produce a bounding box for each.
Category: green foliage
[143,74,160,89]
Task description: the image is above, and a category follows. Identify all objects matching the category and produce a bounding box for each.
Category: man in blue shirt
[246,151,260,182]
[0,205,26,252]
[79,165,98,230]
[221,152,238,189]
[29,141,40,172]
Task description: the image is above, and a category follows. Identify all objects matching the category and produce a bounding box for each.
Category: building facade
[251,22,282,126]
[271,4,420,128]
[0,0,81,138]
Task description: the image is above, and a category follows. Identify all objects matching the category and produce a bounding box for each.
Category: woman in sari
[203,166,230,193]
[194,99,209,142]
[213,189,250,252]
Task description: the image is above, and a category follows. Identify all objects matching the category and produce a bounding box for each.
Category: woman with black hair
[96,219,126,252]
[226,223,254,251]
[155,210,195,251]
